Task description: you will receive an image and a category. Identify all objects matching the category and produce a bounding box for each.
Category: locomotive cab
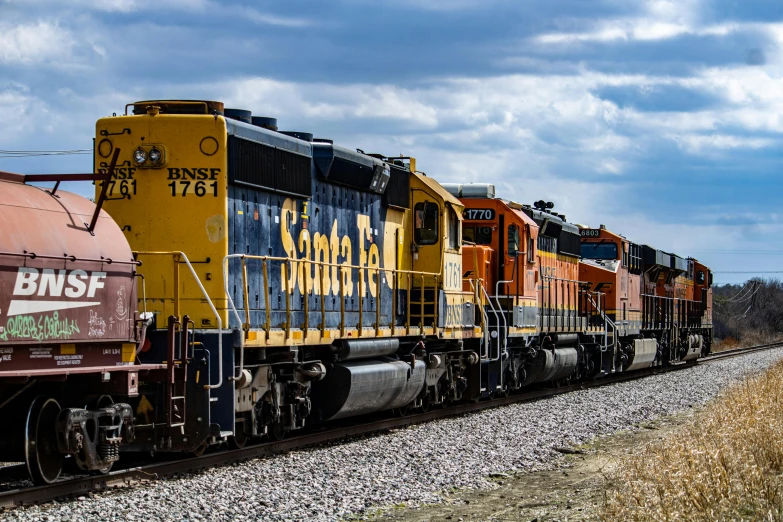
[579,226,644,372]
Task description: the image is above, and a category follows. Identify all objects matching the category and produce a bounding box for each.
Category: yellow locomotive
[95,100,481,447]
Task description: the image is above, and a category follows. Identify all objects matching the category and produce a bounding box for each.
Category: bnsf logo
[13,268,106,298]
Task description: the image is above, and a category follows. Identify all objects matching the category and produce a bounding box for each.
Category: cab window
[580,241,618,260]
[447,206,459,250]
[414,201,439,245]
[508,224,520,254]
[463,226,492,245]
[696,270,705,285]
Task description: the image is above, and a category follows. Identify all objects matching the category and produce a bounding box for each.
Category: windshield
[581,241,618,260]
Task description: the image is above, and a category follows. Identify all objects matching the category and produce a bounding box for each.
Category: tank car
[0,169,155,484]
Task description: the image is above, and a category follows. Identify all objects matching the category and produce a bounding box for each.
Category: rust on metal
[0,154,138,374]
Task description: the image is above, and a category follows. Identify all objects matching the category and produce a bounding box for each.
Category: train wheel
[25,397,64,485]
[228,430,248,449]
[91,463,114,475]
[393,404,411,417]
[190,441,208,457]
[267,422,288,441]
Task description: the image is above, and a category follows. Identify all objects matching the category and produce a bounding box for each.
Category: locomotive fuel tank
[311,357,426,420]
[521,347,578,385]
[333,338,400,361]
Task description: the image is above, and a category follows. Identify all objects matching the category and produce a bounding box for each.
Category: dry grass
[601,359,783,522]
[713,334,782,353]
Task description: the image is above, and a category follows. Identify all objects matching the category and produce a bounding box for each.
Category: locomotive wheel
[190,442,208,457]
[228,430,248,449]
[25,397,64,485]
[394,405,411,417]
[267,422,288,441]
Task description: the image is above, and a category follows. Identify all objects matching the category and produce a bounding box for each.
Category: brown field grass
[601,358,783,521]
[712,334,782,353]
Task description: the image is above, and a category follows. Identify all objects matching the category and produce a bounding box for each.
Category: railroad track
[2,340,782,510]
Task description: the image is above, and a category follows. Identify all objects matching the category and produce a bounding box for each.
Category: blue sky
[1,0,781,283]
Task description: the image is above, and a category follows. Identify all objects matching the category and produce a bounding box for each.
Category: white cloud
[237,7,312,27]
[0,21,74,64]
[223,78,440,127]
[672,133,777,153]
[534,20,743,44]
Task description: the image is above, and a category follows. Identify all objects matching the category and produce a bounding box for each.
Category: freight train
[0,100,712,484]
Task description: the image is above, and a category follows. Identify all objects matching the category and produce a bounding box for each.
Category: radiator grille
[228,136,312,197]
[382,165,410,209]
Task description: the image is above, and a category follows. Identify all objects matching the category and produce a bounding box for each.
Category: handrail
[220,253,441,278]
[480,283,503,362]
[494,279,512,355]
[0,250,139,266]
[467,279,489,358]
[136,251,223,390]
[222,255,247,380]
[222,254,443,343]
[585,291,616,354]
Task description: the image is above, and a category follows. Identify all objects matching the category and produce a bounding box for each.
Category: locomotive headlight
[133,148,147,164]
[148,148,162,164]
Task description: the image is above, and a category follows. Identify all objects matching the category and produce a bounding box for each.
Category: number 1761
[168,180,218,197]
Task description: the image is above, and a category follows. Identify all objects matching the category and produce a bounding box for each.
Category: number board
[580,229,602,237]
[464,208,495,221]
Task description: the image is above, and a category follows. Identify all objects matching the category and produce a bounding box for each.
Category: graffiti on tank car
[115,287,128,320]
[88,311,106,338]
[0,312,80,342]
[280,197,391,298]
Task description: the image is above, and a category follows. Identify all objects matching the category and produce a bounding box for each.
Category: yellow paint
[121,343,136,363]
[279,196,389,298]
[136,395,153,424]
[205,214,225,243]
[96,113,229,327]
[241,324,477,347]
[60,344,76,355]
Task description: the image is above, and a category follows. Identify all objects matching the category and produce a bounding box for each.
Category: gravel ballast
[5,348,783,522]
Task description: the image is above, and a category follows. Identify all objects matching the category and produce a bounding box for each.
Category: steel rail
[1,340,781,509]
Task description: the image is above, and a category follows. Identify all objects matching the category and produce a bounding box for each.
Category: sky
[1,0,782,284]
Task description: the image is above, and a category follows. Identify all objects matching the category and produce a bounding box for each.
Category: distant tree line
[713,279,783,345]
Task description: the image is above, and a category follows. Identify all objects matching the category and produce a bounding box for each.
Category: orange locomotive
[445,184,713,392]
[445,186,611,394]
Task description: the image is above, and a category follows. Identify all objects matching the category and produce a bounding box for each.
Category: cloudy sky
[1,0,782,283]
